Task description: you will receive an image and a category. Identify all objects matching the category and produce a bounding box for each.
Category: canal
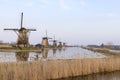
[55,71,120,80]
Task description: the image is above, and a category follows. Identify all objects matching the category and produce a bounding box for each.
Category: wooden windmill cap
[43,37,48,39]
[19,27,27,31]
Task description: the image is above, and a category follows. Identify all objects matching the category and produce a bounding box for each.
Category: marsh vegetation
[0,57,120,79]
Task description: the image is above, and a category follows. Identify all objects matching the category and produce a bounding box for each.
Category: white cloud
[59,0,71,10]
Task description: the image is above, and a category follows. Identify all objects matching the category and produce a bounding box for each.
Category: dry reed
[0,58,120,80]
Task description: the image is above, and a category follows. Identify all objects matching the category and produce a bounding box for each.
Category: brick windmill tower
[4,12,36,47]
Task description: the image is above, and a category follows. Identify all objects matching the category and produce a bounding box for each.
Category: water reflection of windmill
[4,12,36,47]
[52,48,57,55]
[42,49,49,59]
[42,30,52,47]
[15,52,29,61]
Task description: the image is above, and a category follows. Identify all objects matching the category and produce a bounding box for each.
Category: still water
[55,71,120,80]
[0,47,105,62]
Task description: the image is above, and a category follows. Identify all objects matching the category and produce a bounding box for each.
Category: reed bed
[0,58,120,80]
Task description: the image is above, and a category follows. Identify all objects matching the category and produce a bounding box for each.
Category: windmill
[62,42,67,49]
[4,12,36,47]
[41,30,52,47]
[15,52,29,61]
[57,38,63,48]
[52,35,57,47]
[58,41,62,48]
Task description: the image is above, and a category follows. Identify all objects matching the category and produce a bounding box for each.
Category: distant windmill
[63,42,67,47]
[57,38,63,48]
[52,35,57,47]
[49,35,58,48]
[4,12,36,47]
[58,41,62,48]
[41,30,52,47]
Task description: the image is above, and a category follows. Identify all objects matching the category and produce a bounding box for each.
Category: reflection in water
[55,71,120,80]
[42,49,49,59]
[28,52,41,61]
[47,47,105,59]
[15,52,29,61]
[33,54,39,61]
[53,48,57,54]
[63,47,66,51]
[0,52,16,62]
[58,48,62,53]
[0,47,106,62]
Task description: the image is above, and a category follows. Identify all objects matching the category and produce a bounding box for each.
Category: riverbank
[0,47,41,52]
[0,46,66,52]
[0,58,120,80]
[82,47,120,57]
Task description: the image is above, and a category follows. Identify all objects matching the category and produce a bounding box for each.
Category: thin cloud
[37,0,50,8]
[106,13,115,17]
[97,13,116,17]
[24,0,49,8]
[59,0,71,10]
[22,0,34,7]
[80,1,87,7]
[0,0,9,2]
[38,0,49,5]
[25,1,34,7]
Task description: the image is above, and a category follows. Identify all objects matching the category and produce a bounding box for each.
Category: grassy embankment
[82,47,120,57]
[0,58,120,80]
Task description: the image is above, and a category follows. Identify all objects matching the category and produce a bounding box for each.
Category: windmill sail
[4,29,19,31]
[21,12,23,28]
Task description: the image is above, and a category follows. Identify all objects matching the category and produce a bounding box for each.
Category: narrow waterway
[54,71,120,80]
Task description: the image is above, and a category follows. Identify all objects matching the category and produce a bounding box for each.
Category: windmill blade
[4,28,19,31]
[21,12,23,28]
[26,29,36,31]
[49,40,54,42]
[49,40,58,42]
[49,40,53,42]
[47,37,52,39]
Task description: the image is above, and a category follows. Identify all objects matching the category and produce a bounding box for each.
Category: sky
[0,0,120,45]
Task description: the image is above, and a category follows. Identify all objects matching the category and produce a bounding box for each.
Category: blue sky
[0,0,120,45]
